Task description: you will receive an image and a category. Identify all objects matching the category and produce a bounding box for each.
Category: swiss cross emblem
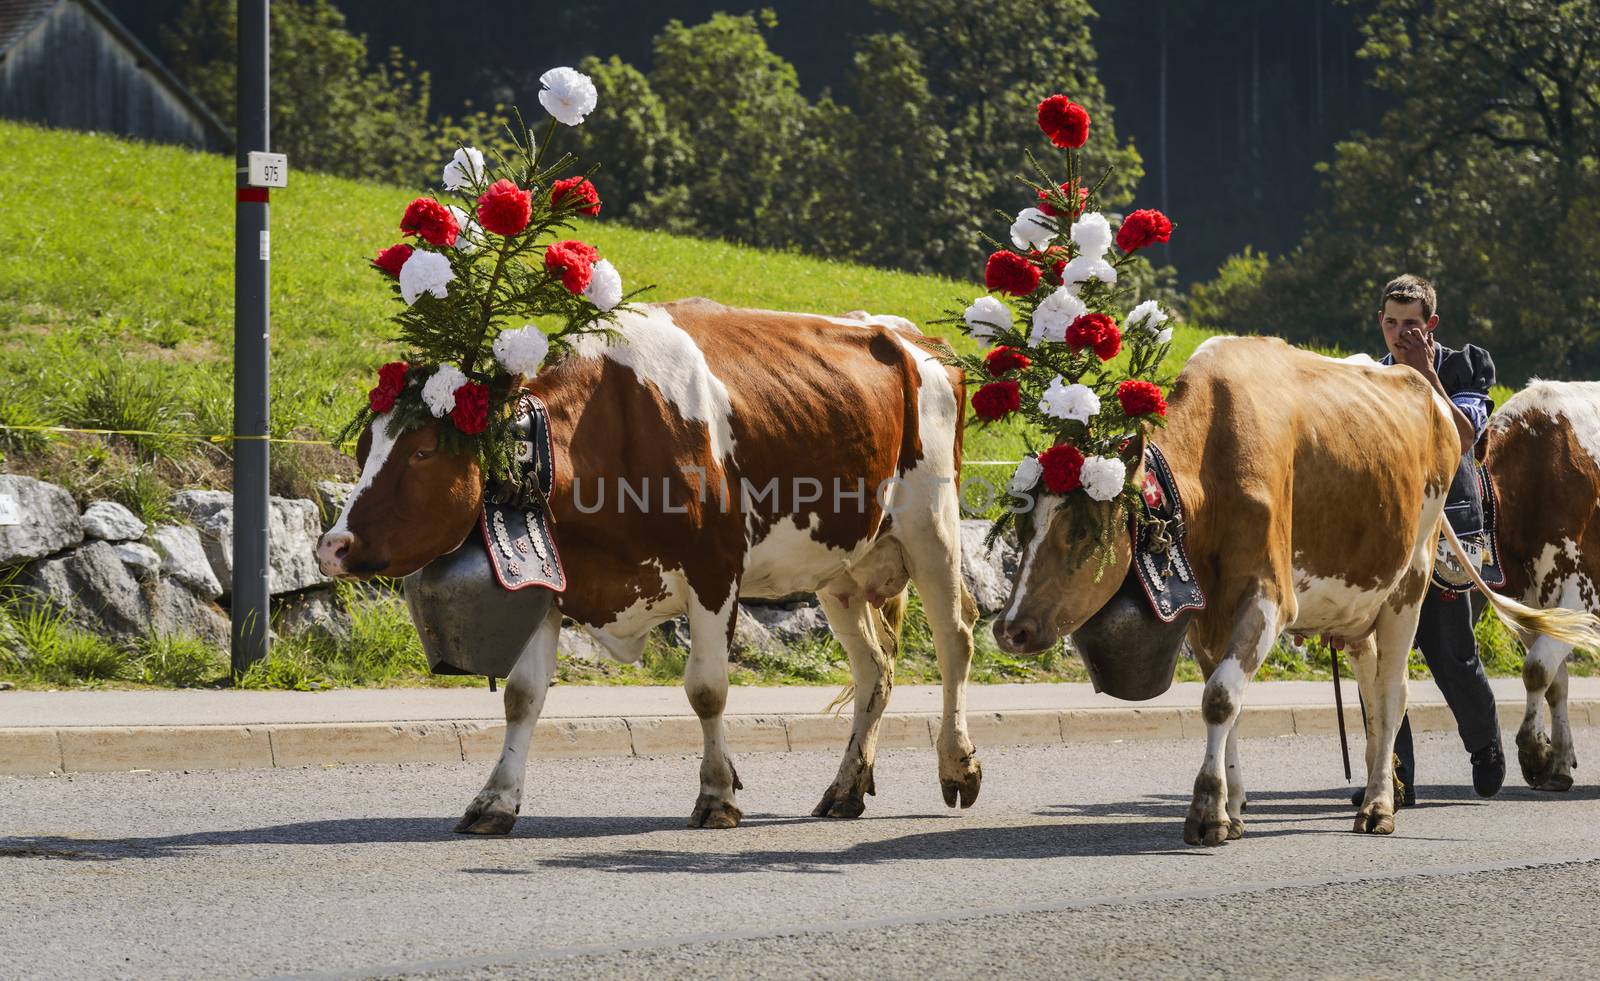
[1142,469,1165,510]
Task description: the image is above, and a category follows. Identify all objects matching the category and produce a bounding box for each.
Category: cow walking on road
[992,336,1600,845]
[317,299,983,833]
[1485,380,1600,793]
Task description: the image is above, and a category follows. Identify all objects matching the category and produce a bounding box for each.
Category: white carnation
[1029,286,1087,345]
[1080,455,1128,502]
[421,364,467,417]
[1070,211,1113,258]
[1061,254,1117,288]
[1039,377,1100,423]
[584,258,623,312]
[1126,299,1169,335]
[493,325,550,378]
[963,295,1012,339]
[398,250,454,306]
[539,66,598,126]
[448,205,484,254]
[1008,207,1056,251]
[1009,456,1042,495]
[1155,326,1173,344]
[441,146,485,190]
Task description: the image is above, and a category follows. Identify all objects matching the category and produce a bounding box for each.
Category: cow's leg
[812,590,895,818]
[685,593,743,829]
[1224,724,1246,838]
[1518,634,1575,791]
[1185,594,1278,847]
[901,525,982,809]
[455,606,561,835]
[1352,615,1412,834]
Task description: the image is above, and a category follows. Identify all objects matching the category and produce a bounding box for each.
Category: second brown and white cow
[316,298,983,833]
[1485,380,1600,792]
[991,336,1600,845]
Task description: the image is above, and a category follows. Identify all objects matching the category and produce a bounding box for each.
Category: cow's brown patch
[1488,403,1600,611]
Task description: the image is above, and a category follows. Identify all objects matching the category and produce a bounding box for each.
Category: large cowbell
[404,532,552,678]
[1069,567,1192,701]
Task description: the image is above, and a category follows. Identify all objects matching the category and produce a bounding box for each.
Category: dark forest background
[104,0,1600,383]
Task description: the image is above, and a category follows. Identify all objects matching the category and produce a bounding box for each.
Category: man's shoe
[1472,741,1506,798]
[1350,785,1416,807]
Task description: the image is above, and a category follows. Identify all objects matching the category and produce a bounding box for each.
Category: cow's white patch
[744,512,863,598]
[1529,537,1596,609]
[1190,334,1239,360]
[1498,380,1600,471]
[1290,568,1389,636]
[1001,494,1064,624]
[329,419,398,537]
[573,306,737,462]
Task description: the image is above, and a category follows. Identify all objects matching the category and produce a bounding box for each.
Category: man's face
[1380,299,1439,358]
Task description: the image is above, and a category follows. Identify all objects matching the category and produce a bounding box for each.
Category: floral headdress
[339,66,637,492]
[948,96,1177,558]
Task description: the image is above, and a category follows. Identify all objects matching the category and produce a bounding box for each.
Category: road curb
[2,698,1591,776]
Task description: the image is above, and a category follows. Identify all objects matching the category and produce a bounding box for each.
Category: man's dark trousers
[1392,586,1500,783]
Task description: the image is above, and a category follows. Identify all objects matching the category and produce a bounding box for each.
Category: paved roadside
[1,678,1594,776]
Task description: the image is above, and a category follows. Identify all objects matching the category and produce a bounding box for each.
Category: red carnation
[1037,95,1091,149]
[984,346,1031,377]
[449,381,490,435]
[477,179,533,237]
[368,361,409,413]
[400,198,459,247]
[373,243,414,278]
[985,250,1042,297]
[1065,313,1122,362]
[1029,246,1069,285]
[1093,322,1122,361]
[1039,444,1086,494]
[1116,209,1174,254]
[1037,181,1089,219]
[550,176,601,217]
[544,239,599,294]
[971,380,1021,422]
[1117,379,1168,418]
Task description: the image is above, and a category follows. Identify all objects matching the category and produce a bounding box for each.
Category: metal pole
[232,0,271,674]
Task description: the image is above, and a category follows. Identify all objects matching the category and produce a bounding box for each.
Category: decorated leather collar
[1131,443,1205,623]
[479,394,566,592]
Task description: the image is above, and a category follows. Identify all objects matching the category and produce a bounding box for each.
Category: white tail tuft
[1439,520,1600,650]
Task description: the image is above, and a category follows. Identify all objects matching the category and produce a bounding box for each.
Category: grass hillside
[0,121,1218,512]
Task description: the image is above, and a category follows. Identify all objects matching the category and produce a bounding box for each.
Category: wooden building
[0,0,228,150]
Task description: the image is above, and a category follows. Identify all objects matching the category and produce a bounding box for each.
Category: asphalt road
[5,728,1600,979]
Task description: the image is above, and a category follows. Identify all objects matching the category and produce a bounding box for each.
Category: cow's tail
[1439,519,1600,649]
[825,587,910,716]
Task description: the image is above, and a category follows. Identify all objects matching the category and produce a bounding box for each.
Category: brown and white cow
[992,336,1600,845]
[1485,381,1600,792]
[316,298,983,833]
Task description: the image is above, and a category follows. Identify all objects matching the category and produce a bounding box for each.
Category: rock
[81,501,147,542]
[0,681,12,690]
[114,542,162,582]
[959,518,1020,617]
[732,607,779,652]
[170,492,328,597]
[0,475,82,566]
[148,525,224,601]
[274,588,352,645]
[16,540,228,646]
[558,625,609,662]
[743,601,831,645]
[315,481,357,526]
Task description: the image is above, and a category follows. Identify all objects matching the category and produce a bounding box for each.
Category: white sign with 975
[246,151,288,188]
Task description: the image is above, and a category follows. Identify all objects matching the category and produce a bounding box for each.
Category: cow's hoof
[939,758,983,809]
[1353,806,1395,835]
[812,786,868,818]
[1535,772,1574,792]
[1183,815,1230,847]
[1227,818,1245,840]
[688,795,743,829]
[1517,728,1555,789]
[454,803,518,836]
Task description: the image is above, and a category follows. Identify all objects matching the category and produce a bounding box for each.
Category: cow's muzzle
[993,615,1057,654]
[316,531,386,578]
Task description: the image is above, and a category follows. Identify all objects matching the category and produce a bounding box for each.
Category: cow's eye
[412,449,434,462]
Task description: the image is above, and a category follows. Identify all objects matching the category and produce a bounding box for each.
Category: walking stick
[1330,646,1351,782]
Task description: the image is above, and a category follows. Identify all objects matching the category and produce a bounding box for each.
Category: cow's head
[992,438,1144,653]
[315,419,483,579]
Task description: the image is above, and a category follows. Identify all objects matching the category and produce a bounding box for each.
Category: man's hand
[1393,326,1437,378]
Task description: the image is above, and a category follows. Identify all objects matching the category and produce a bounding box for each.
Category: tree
[558,56,692,225]
[163,0,436,185]
[1190,0,1600,383]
